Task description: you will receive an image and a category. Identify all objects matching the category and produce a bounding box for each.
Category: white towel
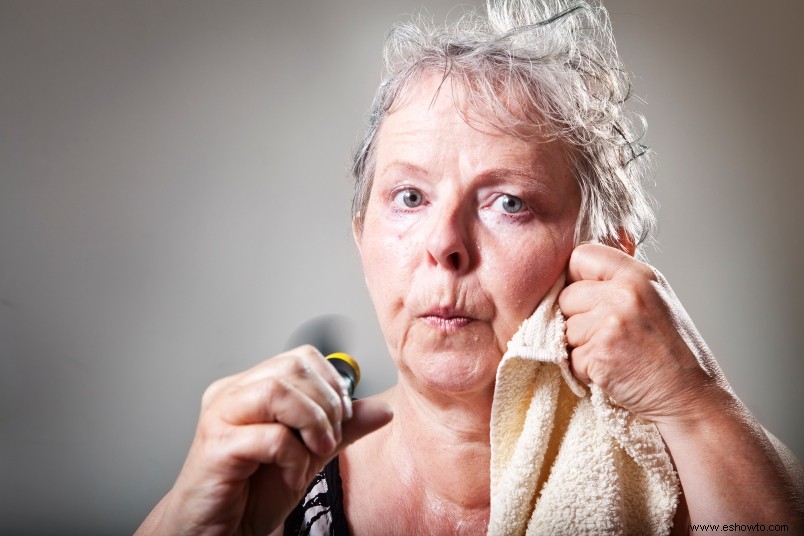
[488,275,680,536]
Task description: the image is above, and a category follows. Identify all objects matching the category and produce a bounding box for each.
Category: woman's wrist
[653,382,743,447]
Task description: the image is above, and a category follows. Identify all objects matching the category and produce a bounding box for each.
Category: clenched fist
[137,345,392,536]
[558,243,729,426]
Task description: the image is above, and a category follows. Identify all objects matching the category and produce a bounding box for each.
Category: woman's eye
[393,188,424,208]
[492,194,525,214]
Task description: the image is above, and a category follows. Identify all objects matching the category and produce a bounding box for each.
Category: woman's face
[355,75,580,397]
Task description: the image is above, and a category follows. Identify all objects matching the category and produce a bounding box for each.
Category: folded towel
[488,275,681,536]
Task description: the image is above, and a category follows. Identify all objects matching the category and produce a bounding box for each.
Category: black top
[284,457,350,536]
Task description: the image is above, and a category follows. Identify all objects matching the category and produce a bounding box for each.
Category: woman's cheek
[483,236,564,315]
[361,226,413,312]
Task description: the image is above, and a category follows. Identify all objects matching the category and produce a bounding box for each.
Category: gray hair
[351,0,656,254]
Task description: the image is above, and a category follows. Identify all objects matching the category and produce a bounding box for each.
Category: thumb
[339,398,393,447]
[285,399,392,496]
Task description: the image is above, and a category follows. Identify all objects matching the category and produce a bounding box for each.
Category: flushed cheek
[478,239,567,319]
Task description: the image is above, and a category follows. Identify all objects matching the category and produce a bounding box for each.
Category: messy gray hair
[351,0,656,253]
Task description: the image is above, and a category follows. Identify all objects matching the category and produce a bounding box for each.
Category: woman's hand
[557,243,727,425]
[558,243,803,530]
[137,345,393,536]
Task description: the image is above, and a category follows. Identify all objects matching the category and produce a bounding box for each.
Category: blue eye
[393,188,424,208]
[492,194,524,214]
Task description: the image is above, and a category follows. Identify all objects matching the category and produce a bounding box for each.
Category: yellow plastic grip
[325,352,361,384]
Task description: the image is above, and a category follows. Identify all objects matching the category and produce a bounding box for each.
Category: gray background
[1,1,802,533]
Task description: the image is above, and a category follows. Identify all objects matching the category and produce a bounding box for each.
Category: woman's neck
[341,380,494,534]
[385,380,493,510]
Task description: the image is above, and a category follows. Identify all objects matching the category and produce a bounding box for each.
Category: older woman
[138,1,802,534]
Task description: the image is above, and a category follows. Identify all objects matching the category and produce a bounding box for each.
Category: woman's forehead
[386,70,555,138]
[374,75,572,182]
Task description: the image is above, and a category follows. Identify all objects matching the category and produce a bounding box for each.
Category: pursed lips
[419,306,476,332]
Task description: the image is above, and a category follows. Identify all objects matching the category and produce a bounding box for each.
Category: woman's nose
[424,205,472,273]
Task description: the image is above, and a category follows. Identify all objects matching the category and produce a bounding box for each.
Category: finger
[337,399,394,447]
[293,400,394,499]
[283,348,353,424]
[233,346,352,422]
[283,365,345,443]
[566,243,634,284]
[230,346,331,391]
[224,423,312,491]
[564,310,600,349]
[567,345,592,385]
[302,401,394,492]
[558,279,604,316]
[292,399,394,489]
[287,345,352,405]
[291,348,353,423]
[217,378,337,456]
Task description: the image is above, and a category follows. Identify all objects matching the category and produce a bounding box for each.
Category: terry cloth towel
[487,275,681,536]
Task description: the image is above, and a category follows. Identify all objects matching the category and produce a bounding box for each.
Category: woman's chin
[385,321,502,396]
[398,344,501,397]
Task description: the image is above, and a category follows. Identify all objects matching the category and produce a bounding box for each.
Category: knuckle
[595,316,626,350]
[616,285,643,310]
[603,312,626,333]
[297,344,324,360]
[260,377,288,407]
[201,377,228,408]
[285,356,313,379]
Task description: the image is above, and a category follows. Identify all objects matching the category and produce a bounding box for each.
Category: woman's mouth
[420,308,475,332]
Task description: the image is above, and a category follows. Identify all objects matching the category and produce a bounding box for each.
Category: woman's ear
[617,228,636,257]
[602,229,636,257]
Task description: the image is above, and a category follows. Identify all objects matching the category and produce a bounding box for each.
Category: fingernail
[340,376,352,399]
[343,394,353,420]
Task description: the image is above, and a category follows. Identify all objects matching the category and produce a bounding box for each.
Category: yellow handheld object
[326,352,360,398]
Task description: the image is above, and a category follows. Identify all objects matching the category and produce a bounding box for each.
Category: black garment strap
[283,456,349,536]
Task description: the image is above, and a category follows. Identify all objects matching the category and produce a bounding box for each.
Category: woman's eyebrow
[377,161,430,178]
[478,167,556,193]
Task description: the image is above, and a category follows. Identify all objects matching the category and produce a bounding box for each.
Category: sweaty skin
[355,75,580,401]
[345,74,581,534]
[139,71,802,535]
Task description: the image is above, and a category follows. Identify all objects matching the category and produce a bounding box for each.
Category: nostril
[446,251,462,271]
[423,211,471,271]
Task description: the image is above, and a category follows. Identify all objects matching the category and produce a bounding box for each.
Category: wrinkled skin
[355,75,580,401]
[138,73,802,535]
[349,74,802,533]
[559,243,727,426]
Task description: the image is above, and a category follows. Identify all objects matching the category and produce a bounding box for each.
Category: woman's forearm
[135,492,169,535]
[657,391,802,533]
